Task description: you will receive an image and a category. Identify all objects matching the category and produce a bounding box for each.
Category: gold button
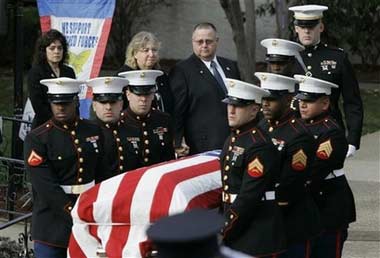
[113,130,118,135]
[105,124,110,128]
[58,156,62,160]
[79,158,84,163]
[144,157,149,162]
[224,221,229,226]
[325,119,328,122]
[71,131,76,136]
[231,137,236,143]
[95,149,99,153]
[275,121,279,125]
[308,53,312,57]
[142,122,146,127]
[228,146,232,151]
[223,175,228,180]
[46,124,50,128]
[145,149,150,154]
[144,140,149,144]
[118,146,123,151]
[307,65,312,70]
[230,214,234,219]
[67,206,72,211]
[120,156,124,160]
[226,156,230,161]
[252,130,256,134]
[291,119,295,123]
[137,116,140,120]
[143,131,148,136]
[224,185,229,190]
[269,127,273,132]
[74,139,79,144]
[116,138,121,142]
[64,125,68,129]
[79,168,83,173]
[119,165,123,170]
[236,129,240,134]
[161,142,165,146]
[78,178,83,183]
[77,147,82,152]
[310,119,314,124]
[225,165,230,171]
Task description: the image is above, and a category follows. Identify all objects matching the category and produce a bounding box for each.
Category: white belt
[325,169,345,180]
[60,180,95,194]
[222,191,275,204]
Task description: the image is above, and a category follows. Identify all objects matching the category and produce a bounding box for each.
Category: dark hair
[193,22,217,33]
[33,29,69,65]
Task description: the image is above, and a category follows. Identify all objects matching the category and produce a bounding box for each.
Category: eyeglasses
[138,48,159,53]
[192,39,216,45]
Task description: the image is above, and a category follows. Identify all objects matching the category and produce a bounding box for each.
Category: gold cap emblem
[272,40,278,46]
[104,77,112,85]
[140,72,145,78]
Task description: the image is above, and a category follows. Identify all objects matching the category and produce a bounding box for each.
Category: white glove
[346,144,356,158]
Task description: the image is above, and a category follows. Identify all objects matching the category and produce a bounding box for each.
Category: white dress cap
[118,70,163,85]
[261,38,304,57]
[255,72,297,93]
[294,75,338,95]
[289,5,328,20]
[40,77,83,94]
[225,78,270,104]
[87,77,129,94]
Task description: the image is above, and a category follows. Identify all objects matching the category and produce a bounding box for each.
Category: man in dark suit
[169,22,240,156]
[289,4,364,158]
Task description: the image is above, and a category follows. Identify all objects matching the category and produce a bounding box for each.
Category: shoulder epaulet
[322,116,341,130]
[324,43,344,52]
[32,120,53,136]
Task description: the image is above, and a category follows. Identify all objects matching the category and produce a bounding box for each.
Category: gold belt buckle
[71,184,85,194]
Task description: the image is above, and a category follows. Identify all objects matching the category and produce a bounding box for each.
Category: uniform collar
[95,117,121,129]
[304,111,329,124]
[125,107,151,122]
[267,109,294,127]
[232,117,259,135]
[52,117,79,131]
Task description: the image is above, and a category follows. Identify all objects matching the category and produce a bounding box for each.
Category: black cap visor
[222,96,256,106]
[263,90,290,100]
[48,94,78,104]
[93,93,123,102]
[128,85,156,95]
[266,54,294,63]
[294,19,320,28]
[295,91,326,101]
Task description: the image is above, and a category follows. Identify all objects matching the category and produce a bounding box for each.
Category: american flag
[68,151,222,258]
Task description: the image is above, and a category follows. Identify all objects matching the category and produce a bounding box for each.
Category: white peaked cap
[87,77,129,94]
[255,72,297,93]
[261,38,305,57]
[225,78,270,104]
[294,75,338,95]
[289,5,328,20]
[40,77,83,94]
[118,70,163,85]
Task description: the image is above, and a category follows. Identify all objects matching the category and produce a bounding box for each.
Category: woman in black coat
[116,31,174,115]
[28,29,76,129]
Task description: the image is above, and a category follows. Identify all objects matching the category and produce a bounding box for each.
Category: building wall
[134,0,277,62]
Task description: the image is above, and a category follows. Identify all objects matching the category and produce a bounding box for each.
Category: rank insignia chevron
[248,157,264,178]
[292,149,307,171]
[316,139,333,160]
[28,150,43,166]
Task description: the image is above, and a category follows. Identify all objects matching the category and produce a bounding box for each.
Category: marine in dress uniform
[261,38,305,76]
[220,79,286,257]
[87,76,141,178]
[118,70,175,167]
[256,72,321,258]
[289,4,364,155]
[294,75,356,258]
[146,209,253,258]
[24,78,107,258]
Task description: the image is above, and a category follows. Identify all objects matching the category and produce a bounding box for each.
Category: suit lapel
[218,57,234,78]
[191,54,225,96]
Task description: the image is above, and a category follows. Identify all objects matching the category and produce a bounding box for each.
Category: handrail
[0,156,25,165]
[0,212,32,230]
[0,116,32,125]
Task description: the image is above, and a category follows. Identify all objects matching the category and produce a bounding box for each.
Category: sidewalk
[343,131,380,258]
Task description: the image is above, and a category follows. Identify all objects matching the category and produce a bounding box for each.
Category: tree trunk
[245,0,256,75]
[220,0,256,83]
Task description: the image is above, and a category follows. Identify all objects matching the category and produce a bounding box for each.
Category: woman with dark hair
[28,29,76,128]
[116,31,174,114]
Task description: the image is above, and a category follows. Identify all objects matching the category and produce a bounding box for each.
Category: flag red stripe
[90,18,112,78]
[149,159,220,222]
[39,16,51,32]
[105,169,147,257]
[185,188,222,210]
[68,230,87,258]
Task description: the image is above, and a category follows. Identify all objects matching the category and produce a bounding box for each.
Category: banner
[38,0,115,117]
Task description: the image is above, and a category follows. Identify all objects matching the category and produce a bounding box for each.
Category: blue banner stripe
[37,0,115,18]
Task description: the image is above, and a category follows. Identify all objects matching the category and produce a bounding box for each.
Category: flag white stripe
[122,155,218,257]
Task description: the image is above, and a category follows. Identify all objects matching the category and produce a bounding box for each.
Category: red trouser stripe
[336,230,342,258]
[305,239,311,258]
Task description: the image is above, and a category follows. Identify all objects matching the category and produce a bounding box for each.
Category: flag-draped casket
[68,151,222,258]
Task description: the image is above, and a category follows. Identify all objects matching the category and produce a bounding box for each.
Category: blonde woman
[116,31,173,114]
